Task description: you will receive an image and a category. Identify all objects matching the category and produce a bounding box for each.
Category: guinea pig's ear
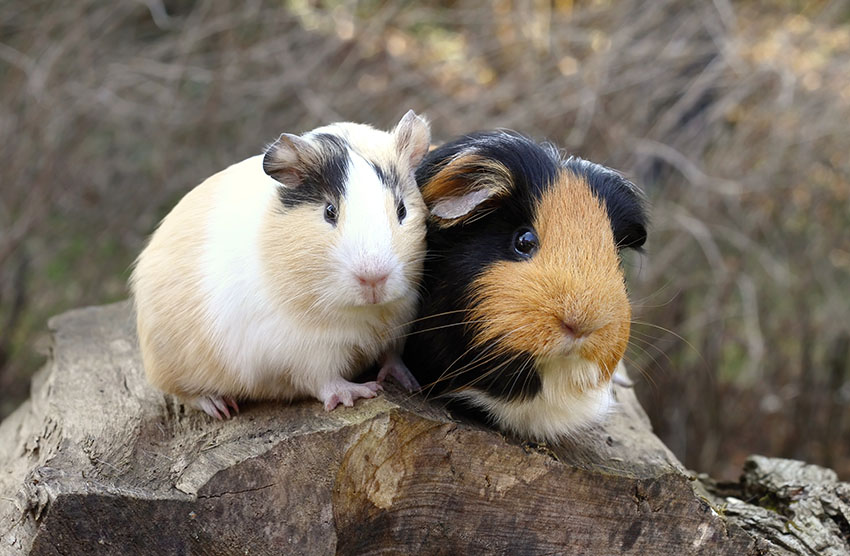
[421,153,513,225]
[262,133,315,187]
[393,110,431,169]
[565,158,648,251]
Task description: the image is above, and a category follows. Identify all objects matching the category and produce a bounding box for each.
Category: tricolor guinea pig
[403,130,647,441]
[131,111,430,418]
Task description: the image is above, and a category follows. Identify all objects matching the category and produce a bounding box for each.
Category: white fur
[332,152,406,306]
[201,155,278,389]
[450,358,619,442]
[198,153,417,401]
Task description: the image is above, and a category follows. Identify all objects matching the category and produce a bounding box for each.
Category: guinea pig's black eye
[324,202,338,225]
[513,228,539,258]
[396,199,407,223]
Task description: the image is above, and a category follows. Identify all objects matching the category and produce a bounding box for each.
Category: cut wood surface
[0,302,846,554]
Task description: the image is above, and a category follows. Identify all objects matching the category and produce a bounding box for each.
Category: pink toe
[324,395,340,411]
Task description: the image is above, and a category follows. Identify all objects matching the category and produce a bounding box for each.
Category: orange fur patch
[259,202,336,315]
[467,171,631,385]
[132,174,236,399]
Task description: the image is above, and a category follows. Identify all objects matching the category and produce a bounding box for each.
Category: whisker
[388,309,474,332]
[420,323,536,398]
[396,319,491,339]
[446,349,533,397]
[439,351,526,398]
[628,281,677,309]
[521,355,534,400]
[630,320,703,362]
[627,330,681,368]
[505,354,536,401]
[622,345,660,389]
[420,338,508,398]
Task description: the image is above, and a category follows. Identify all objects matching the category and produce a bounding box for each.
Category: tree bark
[0,302,846,554]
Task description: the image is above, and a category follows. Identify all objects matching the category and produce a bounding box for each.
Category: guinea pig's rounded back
[468,170,630,390]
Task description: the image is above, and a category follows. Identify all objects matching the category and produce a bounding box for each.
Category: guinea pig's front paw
[319,379,382,411]
[192,395,240,420]
[377,353,421,392]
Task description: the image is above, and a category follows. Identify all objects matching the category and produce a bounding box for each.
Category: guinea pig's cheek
[467,261,550,356]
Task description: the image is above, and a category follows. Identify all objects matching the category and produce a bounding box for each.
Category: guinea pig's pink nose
[356,272,389,288]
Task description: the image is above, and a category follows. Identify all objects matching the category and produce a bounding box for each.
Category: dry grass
[1,0,848,478]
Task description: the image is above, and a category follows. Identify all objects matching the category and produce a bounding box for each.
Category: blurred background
[1,0,848,480]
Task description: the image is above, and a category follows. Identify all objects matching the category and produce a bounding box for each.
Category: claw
[324,394,340,412]
[224,396,240,414]
[213,397,231,419]
[193,395,237,419]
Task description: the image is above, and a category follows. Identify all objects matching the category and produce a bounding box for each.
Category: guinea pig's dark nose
[560,319,588,339]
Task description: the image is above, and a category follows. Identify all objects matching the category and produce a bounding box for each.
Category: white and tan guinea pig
[131,111,430,418]
[403,130,647,442]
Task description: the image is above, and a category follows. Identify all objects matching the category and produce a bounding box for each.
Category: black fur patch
[406,131,562,403]
[563,157,647,250]
[277,133,349,209]
[368,161,400,191]
[368,161,405,205]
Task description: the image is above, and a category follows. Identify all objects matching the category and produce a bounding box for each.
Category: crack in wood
[197,483,276,500]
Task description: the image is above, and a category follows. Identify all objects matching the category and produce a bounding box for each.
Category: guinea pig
[131,110,430,418]
[403,130,647,441]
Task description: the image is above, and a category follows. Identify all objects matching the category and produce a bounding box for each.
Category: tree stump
[0,302,846,554]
